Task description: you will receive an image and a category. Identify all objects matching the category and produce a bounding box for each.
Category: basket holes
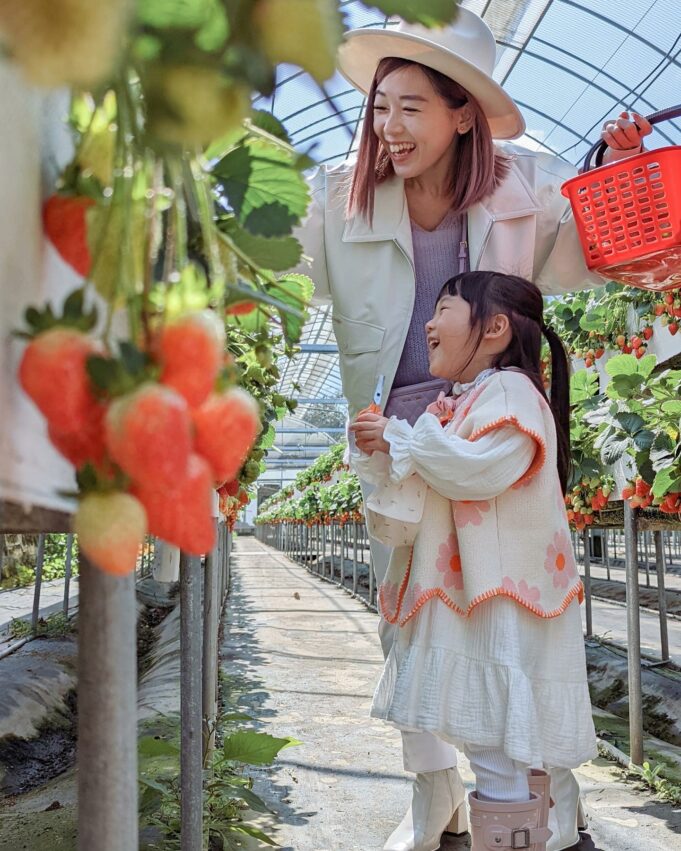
[646,161,660,169]
[641,215,653,223]
[633,176,646,185]
[577,186,588,196]
[651,181,663,190]
[604,175,615,184]
[619,180,631,190]
[617,171,628,180]
[632,166,644,175]
[639,206,651,215]
[653,192,665,200]
[622,191,633,200]
[645,235,657,243]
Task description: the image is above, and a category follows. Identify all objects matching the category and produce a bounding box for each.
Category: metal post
[203,524,220,763]
[180,552,203,850]
[644,531,650,587]
[352,522,358,595]
[340,524,346,587]
[321,525,327,576]
[582,528,592,638]
[78,557,138,850]
[623,503,644,766]
[603,529,611,581]
[62,533,74,617]
[654,531,670,664]
[315,523,320,572]
[31,533,46,634]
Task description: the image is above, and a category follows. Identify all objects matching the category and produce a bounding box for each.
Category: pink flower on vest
[435,533,464,590]
[452,500,490,527]
[544,530,577,588]
[502,576,543,609]
[378,581,399,619]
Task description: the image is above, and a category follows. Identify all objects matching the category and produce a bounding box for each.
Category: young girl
[350,271,597,851]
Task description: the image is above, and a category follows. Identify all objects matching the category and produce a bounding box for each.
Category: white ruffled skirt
[371,595,597,768]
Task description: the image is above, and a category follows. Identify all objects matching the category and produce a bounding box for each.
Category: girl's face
[372,65,463,181]
[426,293,508,382]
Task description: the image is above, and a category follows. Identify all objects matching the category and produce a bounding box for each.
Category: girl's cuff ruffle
[384,417,417,482]
[350,447,391,485]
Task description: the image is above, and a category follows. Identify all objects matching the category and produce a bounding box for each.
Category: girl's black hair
[438,271,571,493]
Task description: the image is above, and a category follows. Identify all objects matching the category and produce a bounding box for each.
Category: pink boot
[469,790,552,850]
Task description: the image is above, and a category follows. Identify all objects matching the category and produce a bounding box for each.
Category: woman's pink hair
[348,57,510,223]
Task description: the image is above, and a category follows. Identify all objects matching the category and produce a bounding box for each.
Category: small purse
[383,378,452,426]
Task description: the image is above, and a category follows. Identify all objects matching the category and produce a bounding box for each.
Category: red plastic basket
[561,106,681,292]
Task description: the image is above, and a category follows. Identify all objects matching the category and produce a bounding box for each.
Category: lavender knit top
[392,210,469,388]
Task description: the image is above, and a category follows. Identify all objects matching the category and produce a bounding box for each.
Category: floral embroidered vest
[371,371,583,626]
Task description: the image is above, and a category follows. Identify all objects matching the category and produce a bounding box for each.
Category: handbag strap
[582,104,681,172]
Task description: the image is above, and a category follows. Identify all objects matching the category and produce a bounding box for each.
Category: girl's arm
[354,412,537,501]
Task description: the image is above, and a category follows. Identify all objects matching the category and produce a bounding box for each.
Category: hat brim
[337,28,526,141]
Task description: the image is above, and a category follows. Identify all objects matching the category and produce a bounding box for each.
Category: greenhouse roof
[256,0,681,482]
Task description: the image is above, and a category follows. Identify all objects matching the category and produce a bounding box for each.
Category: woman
[294,9,649,851]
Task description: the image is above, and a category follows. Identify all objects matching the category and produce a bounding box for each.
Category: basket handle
[582,104,681,172]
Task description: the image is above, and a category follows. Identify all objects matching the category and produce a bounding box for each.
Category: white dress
[353,385,598,770]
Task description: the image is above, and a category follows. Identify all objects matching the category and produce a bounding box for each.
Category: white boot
[384,768,467,851]
[546,768,582,851]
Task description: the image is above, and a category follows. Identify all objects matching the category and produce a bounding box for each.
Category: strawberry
[654,303,665,316]
[19,328,101,432]
[48,407,107,469]
[217,479,240,497]
[192,388,261,484]
[665,292,675,304]
[157,311,226,409]
[635,478,650,497]
[616,334,626,348]
[621,485,635,500]
[584,357,594,367]
[105,383,192,488]
[630,335,642,349]
[132,454,216,554]
[643,326,654,340]
[43,195,94,276]
[669,322,679,336]
[74,491,147,576]
[226,301,257,316]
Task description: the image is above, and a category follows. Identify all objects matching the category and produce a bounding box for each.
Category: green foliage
[139,720,299,849]
[9,612,74,640]
[624,761,681,805]
[369,0,461,25]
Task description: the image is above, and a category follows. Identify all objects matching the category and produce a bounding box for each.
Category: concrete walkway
[0,578,78,652]
[221,537,681,851]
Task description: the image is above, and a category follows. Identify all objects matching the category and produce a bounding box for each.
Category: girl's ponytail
[542,324,571,495]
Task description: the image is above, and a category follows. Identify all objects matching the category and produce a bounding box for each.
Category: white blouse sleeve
[349,446,392,485]
[383,412,537,501]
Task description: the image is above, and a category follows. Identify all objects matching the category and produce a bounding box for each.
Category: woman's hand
[601,111,652,161]
[349,412,390,455]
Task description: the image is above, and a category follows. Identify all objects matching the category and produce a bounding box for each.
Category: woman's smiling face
[372,64,462,181]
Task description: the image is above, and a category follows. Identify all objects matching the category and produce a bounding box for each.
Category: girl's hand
[601,111,652,160]
[349,412,390,455]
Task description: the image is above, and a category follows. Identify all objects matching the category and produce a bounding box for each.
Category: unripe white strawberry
[74,492,147,576]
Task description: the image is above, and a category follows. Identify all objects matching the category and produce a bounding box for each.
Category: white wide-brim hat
[337,7,525,140]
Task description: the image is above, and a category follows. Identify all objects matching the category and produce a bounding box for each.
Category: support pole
[62,532,74,617]
[203,523,220,763]
[603,529,610,581]
[654,531,670,664]
[582,528,592,638]
[78,558,138,851]
[31,533,45,634]
[352,522,358,595]
[180,553,203,850]
[623,503,644,766]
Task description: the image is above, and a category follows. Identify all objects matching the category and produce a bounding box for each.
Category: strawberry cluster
[565,478,613,529]
[217,479,251,531]
[621,477,653,509]
[18,293,261,576]
[656,291,681,336]
[613,328,653,358]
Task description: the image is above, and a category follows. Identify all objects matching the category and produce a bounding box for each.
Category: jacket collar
[341,158,542,269]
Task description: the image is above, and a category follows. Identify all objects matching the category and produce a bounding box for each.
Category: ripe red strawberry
[217,478,240,497]
[621,485,635,500]
[226,301,257,316]
[635,478,650,497]
[643,326,653,340]
[43,195,94,276]
[48,406,107,469]
[105,383,192,488]
[630,335,642,349]
[669,322,679,336]
[74,491,147,576]
[132,454,215,554]
[654,303,665,316]
[192,388,260,484]
[157,311,226,409]
[19,328,101,432]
